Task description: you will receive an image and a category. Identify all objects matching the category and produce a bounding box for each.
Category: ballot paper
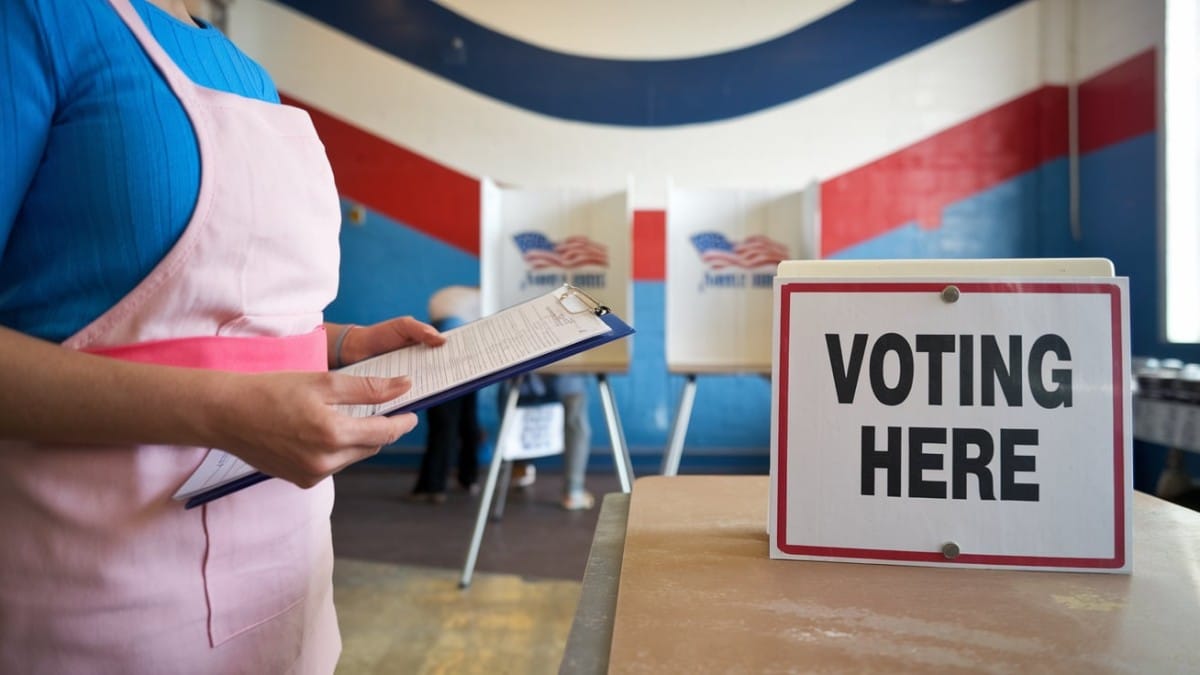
[172,285,633,507]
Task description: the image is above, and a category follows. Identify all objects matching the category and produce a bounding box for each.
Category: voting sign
[770,275,1131,572]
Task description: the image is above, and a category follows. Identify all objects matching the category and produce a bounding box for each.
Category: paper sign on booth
[769,269,1131,573]
[498,402,566,461]
[480,178,632,373]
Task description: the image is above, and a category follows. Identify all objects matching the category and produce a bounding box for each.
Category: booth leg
[491,461,513,521]
[460,382,522,589]
[661,374,698,476]
[597,374,634,493]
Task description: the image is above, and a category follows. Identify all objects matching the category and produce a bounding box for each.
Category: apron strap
[84,326,328,373]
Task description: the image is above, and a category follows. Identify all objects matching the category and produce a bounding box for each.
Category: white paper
[497,402,566,461]
[173,286,612,501]
[336,286,611,417]
[173,450,257,501]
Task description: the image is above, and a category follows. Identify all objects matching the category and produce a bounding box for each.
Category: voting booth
[481,178,632,373]
[770,259,1132,573]
[463,179,636,587]
[661,183,820,474]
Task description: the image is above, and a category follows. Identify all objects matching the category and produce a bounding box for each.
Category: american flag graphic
[690,231,789,269]
[513,231,609,269]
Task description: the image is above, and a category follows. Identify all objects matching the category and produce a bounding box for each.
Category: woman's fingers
[269,411,419,487]
[333,316,446,367]
[383,316,446,349]
[306,413,415,478]
[319,375,420,459]
[216,371,424,489]
[317,413,420,481]
[341,411,419,448]
[325,373,412,405]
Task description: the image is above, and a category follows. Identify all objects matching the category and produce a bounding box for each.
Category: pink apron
[0,1,344,671]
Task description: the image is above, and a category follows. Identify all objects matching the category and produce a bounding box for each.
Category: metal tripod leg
[596,373,634,493]
[661,374,698,476]
[491,460,513,520]
[460,382,522,588]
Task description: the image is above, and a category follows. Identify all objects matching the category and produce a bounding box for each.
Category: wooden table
[601,476,1200,673]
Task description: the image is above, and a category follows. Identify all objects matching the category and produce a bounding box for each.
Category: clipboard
[181,285,634,508]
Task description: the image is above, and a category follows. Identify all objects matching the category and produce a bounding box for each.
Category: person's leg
[413,400,456,499]
[561,392,592,509]
[456,390,480,490]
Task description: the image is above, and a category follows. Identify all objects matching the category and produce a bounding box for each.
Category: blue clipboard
[185,288,633,508]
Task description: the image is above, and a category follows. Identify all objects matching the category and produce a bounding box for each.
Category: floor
[329,464,627,673]
[333,558,580,675]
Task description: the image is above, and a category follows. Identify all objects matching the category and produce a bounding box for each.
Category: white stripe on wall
[437,0,852,60]
[232,1,1060,209]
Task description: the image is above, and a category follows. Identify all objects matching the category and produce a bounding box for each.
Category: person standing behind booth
[0,0,445,671]
[506,373,595,510]
[555,373,595,510]
[411,286,482,503]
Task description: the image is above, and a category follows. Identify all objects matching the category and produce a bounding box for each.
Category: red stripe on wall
[1079,50,1157,155]
[280,93,481,256]
[820,48,1156,258]
[820,86,1069,257]
[287,48,1153,266]
[633,210,666,280]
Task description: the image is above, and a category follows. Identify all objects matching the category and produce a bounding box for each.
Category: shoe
[511,463,537,489]
[405,491,447,505]
[561,490,595,511]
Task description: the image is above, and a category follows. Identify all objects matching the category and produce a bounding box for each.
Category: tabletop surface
[608,476,1200,673]
[560,493,629,675]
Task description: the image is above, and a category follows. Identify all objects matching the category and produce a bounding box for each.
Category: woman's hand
[326,316,445,368]
[212,316,448,486]
[202,370,421,488]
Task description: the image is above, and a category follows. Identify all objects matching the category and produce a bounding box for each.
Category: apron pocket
[201,477,332,646]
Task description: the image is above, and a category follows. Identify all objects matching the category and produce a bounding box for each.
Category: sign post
[770,259,1132,573]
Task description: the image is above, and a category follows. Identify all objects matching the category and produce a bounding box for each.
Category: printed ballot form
[769,259,1132,573]
[174,285,631,505]
[336,287,612,417]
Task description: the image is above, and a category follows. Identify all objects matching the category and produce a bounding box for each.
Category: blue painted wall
[326,200,480,327]
[1070,133,1200,491]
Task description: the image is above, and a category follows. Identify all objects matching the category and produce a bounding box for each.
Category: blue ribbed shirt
[0,0,280,342]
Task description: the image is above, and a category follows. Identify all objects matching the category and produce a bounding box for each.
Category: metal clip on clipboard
[556,283,610,316]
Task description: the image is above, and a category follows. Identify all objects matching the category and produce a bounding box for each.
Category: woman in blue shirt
[0,0,438,669]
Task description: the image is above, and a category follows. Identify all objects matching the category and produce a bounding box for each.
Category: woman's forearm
[0,324,425,486]
[0,325,227,447]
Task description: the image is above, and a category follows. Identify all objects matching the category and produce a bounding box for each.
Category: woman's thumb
[333,374,412,404]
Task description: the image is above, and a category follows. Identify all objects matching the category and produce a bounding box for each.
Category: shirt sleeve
[0,0,57,259]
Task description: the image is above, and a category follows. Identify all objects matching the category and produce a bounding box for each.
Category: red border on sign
[776,282,1126,568]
